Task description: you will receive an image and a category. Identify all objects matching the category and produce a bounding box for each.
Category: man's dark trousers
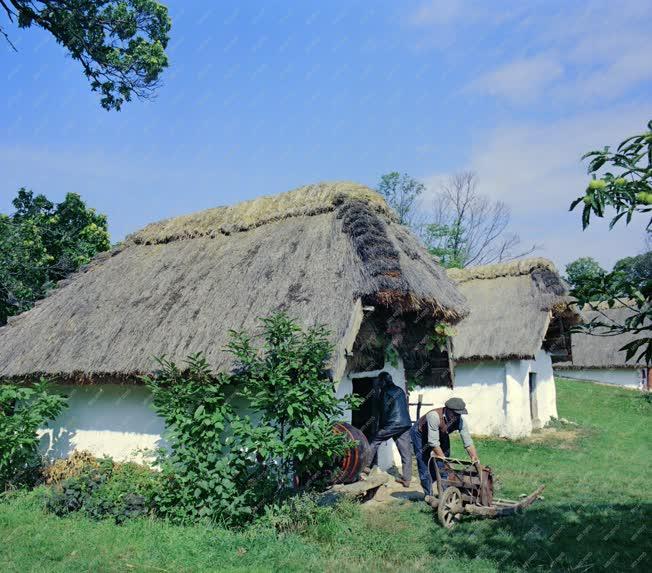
[368,427,412,481]
[410,423,449,495]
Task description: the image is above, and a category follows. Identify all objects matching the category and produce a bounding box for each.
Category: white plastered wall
[555,367,643,389]
[408,349,558,441]
[38,384,166,463]
[501,349,557,437]
[409,361,506,438]
[529,348,558,428]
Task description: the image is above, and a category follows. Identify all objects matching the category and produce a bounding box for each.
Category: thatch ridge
[129,181,394,245]
[448,257,560,283]
[0,182,468,382]
[447,258,579,362]
[556,305,646,369]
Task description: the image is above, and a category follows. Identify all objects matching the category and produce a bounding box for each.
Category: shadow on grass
[427,500,651,572]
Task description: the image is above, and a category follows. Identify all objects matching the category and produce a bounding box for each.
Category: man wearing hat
[410,397,479,500]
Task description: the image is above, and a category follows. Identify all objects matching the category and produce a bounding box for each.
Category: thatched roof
[555,305,646,369]
[0,182,468,382]
[447,258,579,362]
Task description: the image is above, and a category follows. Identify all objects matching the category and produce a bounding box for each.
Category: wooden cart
[428,457,545,528]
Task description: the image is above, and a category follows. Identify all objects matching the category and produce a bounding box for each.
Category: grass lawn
[1,378,650,572]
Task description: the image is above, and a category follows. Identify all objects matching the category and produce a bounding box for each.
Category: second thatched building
[406,258,579,439]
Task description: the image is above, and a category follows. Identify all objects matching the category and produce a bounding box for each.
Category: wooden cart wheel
[438,486,463,528]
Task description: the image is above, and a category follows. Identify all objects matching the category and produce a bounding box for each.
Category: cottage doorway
[528,372,539,422]
[351,376,379,440]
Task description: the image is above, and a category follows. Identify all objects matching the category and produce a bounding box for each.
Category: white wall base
[555,368,643,389]
[38,384,165,464]
[530,348,558,428]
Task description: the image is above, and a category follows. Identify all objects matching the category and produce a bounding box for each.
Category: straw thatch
[447,258,579,362]
[556,305,646,369]
[0,182,468,382]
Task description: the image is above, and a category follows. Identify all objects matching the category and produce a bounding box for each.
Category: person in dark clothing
[363,371,413,487]
[410,397,479,502]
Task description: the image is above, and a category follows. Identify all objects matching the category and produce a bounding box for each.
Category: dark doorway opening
[528,372,538,421]
[351,376,379,441]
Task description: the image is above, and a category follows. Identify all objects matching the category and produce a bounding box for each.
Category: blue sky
[1,0,650,270]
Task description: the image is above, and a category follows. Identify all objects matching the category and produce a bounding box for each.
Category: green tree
[565,257,606,292]
[613,252,652,286]
[377,172,425,225]
[0,0,171,111]
[569,119,652,363]
[0,189,110,325]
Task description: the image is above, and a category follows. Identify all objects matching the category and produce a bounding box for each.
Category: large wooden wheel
[438,486,463,528]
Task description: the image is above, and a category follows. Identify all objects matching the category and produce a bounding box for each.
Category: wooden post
[446,337,456,389]
[416,393,423,420]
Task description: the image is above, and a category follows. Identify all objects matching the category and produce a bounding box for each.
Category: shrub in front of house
[144,312,358,527]
[144,352,258,526]
[45,455,159,524]
[0,380,67,490]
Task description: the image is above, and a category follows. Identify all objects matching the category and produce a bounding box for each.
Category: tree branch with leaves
[569,120,652,363]
[1,0,171,110]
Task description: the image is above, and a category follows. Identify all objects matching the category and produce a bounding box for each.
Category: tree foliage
[423,171,535,268]
[0,188,110,325]
[613,252,652,286]
[144,353,256,525]
[565,257,606,293]
[376,172,424,226]
[0,0,171,111]
[144,314,356,526]
[570,120,652,364]
[0,380,67,490]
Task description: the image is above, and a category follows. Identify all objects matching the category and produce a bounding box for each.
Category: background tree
[0,189,110,324]
[613,252,652,287]
[0,0,171,111]
[569,119,652,363]
[423,171,535,268]
[564,257,606,292]
[376,172,424,226]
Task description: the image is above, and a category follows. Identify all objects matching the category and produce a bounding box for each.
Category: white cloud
[469,105,652,212]
[408,0,652,105]
[408,0,466,26]
[468,55,563,103]
[419,104,652,269]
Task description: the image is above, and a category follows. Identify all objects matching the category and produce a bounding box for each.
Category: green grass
[1,378,651,572]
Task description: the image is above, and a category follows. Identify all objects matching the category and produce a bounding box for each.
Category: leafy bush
[0,380,67,490]
[46,456,159,524]
[144,353,258,526]
[228,313,356,488]
[144,313,357,526]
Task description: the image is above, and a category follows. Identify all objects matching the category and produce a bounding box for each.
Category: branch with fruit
[570,120,652,230]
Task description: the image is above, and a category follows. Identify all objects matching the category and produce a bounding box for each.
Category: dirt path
[362,472,426,508]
